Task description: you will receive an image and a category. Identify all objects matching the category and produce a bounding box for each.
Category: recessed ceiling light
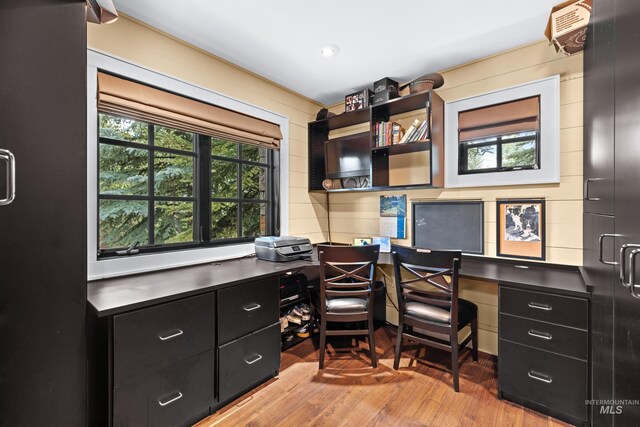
[318,44,340,58]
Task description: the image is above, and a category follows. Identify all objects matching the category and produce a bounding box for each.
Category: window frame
[97,117,279,259]
[444,75,560,188]
[88,50,289,280]
[458,132,540,175]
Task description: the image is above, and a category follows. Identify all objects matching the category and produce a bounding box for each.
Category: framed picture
[353,237,372,247]
[496,199,545,260]
[380,195,407,217]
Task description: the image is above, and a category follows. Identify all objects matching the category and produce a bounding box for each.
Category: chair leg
[393,320,404,370]
[318,318,327,369]
[471,319,479,362]
[368,318,377,368]
[451,338,460,392]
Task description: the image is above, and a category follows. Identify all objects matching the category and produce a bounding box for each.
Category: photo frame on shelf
[496,199,545,260]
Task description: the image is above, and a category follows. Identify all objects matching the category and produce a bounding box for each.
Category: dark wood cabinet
[113,293,215,388]
[218,277,279,345]
[0,1,87,425]
[308,90,444,192]
[583,0,615,216]
[498,284,590,425]
[218,323,281,404]
[88,276,282,426]
[584,0,640,424]
[113,350,215,427]
[612,0,640,423]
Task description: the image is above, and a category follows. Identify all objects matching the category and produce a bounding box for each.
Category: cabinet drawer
[113,350,214,427]
[499,286,588,329]
[218,278,279,344]
[218,323,281,404]
[113,293,214,389]
[499,340,588,422]
[500,314,588,360]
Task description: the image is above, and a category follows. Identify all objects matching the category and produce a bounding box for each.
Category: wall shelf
[308,89,444,192]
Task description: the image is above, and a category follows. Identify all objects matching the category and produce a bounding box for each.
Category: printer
[254,236,313,262]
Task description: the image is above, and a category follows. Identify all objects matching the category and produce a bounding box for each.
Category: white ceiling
[113,0,559,106]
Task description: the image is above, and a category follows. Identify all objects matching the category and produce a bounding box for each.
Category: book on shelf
[398,119,421,144]
[374,121,404,147]
[400,119,430,144]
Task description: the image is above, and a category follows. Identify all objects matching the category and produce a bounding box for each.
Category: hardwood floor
[196,326,570,427]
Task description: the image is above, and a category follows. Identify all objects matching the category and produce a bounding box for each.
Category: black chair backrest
[391,245,462,322]
[318,245,379,304]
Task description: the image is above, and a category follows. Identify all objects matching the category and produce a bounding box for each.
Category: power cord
[376,266,399,313]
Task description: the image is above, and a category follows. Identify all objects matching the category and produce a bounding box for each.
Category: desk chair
[317,244,379,369]
[391,245,478,391]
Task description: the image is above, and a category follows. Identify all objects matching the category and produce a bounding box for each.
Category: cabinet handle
[583,178,601,201]
[629,249,640,300]
[528,370,552,384]
[158,391,183,407]
[243,303,261,312]
[619,244,640,288]
[0,149,16,206]
[528,329,552,340]
[245,354,263,365]
[527,302,552,311]
[599,234,620,266]
[158,329,183,341]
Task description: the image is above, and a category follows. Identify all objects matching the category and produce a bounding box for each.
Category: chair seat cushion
[326,298,367,313]
[405,298,477,326]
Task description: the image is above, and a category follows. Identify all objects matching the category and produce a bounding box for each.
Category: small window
[458,96,540,175]
[459,131,539,174]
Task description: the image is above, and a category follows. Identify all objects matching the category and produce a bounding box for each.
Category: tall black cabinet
[0,1,87,425]
[583,0,640,424]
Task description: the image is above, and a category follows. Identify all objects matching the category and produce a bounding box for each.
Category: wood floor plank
[195,327,571,427]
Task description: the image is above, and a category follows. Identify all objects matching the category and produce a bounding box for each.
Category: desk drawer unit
[499,285,590,425]
[113,293,215,389]
[500,341,588,421]
[500,287,588,330]
[500,314,588,360]
[114,350,215,427]
[218,323,281,404]
[218,277,279,345]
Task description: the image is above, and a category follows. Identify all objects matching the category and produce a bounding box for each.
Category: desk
[87,250,590,426]
[88,252,588,317]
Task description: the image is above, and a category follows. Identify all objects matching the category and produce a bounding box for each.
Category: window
[459,131,539,174]
[98,113,278,258]
[445,77,559,188]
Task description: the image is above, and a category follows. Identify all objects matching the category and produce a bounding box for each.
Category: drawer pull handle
[245,354,263,365]
[158,392,183,407]
[527,302,552,311]
[528,370,552,384]
[158,329,184,341]
[243,303,261,312]
[528,329,552,340]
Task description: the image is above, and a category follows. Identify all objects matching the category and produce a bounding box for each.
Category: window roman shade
[97,72,282,148]
[458,96,540,142]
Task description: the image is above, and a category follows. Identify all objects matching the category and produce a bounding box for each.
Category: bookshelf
[308,89,444,192]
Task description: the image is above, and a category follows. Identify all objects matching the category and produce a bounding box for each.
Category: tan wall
[87,17,329,243]
[328,41,583,355]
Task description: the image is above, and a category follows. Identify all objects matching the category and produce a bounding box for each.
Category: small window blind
[97,72,282,149]
[458,96,540,142]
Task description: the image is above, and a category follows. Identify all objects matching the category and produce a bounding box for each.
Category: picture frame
[496,199,545,260]
[353,237,373,247]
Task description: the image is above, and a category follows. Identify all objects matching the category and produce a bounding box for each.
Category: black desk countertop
[88,251,589,317]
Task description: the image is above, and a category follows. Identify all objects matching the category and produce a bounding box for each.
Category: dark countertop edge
[498,279,591,298]
[89,260,314,318]
[88,250,589,317]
